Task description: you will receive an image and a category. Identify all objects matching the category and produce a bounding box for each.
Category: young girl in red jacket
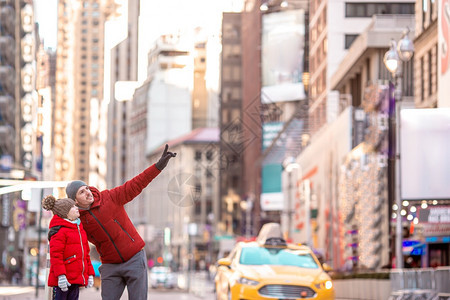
[42,195,95,300]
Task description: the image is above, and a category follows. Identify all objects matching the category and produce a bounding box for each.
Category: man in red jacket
[66,144,176,300]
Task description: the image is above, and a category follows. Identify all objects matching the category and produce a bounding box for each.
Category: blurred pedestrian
[66,144,176,300]
[43,195,95,300]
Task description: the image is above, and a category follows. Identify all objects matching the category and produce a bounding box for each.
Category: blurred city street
[0,272,215,300]
[0,0,449,300]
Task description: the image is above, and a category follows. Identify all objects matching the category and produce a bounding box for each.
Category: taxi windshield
[239,247,319,269]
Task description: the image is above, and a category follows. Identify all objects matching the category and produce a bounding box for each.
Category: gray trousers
[99,249,148,300]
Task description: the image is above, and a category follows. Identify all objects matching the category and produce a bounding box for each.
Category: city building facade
[219,12,245,235]
[308,0,415,133]
[414,0,438,108]
[0,0,39,284]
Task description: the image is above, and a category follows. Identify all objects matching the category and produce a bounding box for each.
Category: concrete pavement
[0,272,216,300]
[0,285,215,300]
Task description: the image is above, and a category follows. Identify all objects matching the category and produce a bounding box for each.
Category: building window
[195,151,202,161]
[206,199,212,215]
[421,56,425,102]
[195,201,201,215]
[223,23,240,39]
[435,44,438,93]
[345,3,414,17]
[428,50,432,96]
[345,34,358,49]
[232,66,241,81]
[206,151,213,161]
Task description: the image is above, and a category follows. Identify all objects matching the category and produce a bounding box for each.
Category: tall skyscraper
[105,0,139,188]
[55,0,116,183]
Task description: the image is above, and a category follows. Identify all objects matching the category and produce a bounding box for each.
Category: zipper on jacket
[64,254,76,262]
[114,219,135,242]
[88,210,125,262]
[77,224,86,285]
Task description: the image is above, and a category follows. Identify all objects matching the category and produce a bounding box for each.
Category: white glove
[87,275,94,288]
[58,275,71,292]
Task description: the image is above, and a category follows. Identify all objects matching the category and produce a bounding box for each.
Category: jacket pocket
[114,219,135,242]
[64,254,76,264]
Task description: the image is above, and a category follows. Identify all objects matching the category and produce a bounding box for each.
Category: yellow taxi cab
[214,223,334,300]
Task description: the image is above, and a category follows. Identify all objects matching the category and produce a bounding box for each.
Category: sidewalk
[0,285,105,300]
[184,271,215,298]
[0,274,215,300]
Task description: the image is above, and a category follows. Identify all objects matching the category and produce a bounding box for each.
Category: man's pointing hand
[155,144,177,171]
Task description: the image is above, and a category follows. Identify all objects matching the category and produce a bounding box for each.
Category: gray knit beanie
[66,180,88,200]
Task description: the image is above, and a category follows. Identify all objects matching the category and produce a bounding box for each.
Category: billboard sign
[400,108,450,200]
[261,9,306,103]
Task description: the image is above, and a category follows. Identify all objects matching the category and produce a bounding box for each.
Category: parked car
[149,266,176,289]
[214,223,334,300]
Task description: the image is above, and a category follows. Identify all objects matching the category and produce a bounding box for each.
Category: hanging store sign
[418,206,450,236]
[418,206,450,223]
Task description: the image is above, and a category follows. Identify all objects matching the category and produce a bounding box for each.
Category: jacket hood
[49,214,78,229]
[88,186,101,209]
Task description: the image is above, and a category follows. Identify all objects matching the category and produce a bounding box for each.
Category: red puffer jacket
[47,215,95,287]
[79,164,161,264]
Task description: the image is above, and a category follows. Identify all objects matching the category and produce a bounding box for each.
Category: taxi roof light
[256,223,287,247]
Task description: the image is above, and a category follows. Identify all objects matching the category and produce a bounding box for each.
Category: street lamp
[383,28,414,270]
[384,28,414,75]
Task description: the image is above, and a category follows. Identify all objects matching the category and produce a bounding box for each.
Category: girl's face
[67,205,80,220]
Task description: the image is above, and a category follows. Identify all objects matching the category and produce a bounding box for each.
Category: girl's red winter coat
[47,215,95,287]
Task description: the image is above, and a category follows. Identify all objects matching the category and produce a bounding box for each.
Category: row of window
[195,150,214,161]
[83,1,99,9]
[345,3,415,18]
[421,0,437,32]
[419,45,438,102]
